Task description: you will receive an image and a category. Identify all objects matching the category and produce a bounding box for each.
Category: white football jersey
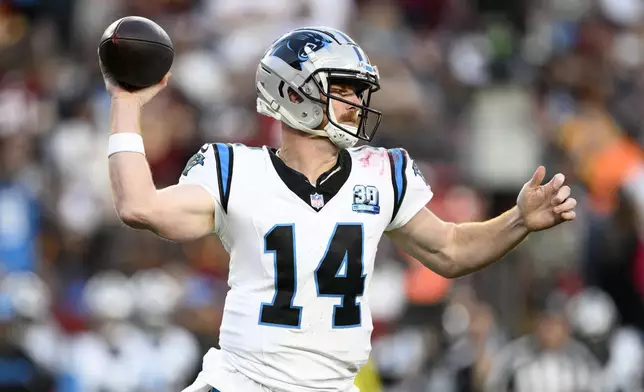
[179,143,432,392]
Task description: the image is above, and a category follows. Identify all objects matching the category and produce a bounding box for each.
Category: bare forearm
[392,166,577,279]
[448,206,528,276]
[108,99,156,225]
[387,206,529,278]
[107,98,216,240]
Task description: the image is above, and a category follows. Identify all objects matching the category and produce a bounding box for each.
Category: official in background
[484,291,602,392]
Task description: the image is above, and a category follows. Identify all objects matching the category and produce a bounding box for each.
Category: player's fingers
[97,59,121,93]
[546,173,565,192]
[560,210,576,221]
[98,57,116,86]
[151,73,171,91]
[554,197,577,214]
[151,72,170,88]
[136,73,171,104]
[102,74,120,94]
[97,52,107,74]
[552,185,571,206]
[529,166,546,187]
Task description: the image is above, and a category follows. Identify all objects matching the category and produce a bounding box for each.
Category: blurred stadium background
[1,0,644,391]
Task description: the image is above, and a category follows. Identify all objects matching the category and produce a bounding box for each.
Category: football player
[102,27,577,392]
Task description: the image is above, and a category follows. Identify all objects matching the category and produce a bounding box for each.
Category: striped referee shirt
[484,336,603,392]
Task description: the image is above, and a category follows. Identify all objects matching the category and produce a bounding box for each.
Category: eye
[330,88,345,96]
[334,89,353,96]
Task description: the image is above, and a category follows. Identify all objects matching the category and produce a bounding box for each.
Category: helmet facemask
[301,68,382,147]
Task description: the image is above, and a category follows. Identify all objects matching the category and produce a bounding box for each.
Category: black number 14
[259,224,365,329]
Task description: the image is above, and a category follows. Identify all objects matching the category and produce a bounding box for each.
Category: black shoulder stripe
[387,149,408,223]
[213,143,234,213]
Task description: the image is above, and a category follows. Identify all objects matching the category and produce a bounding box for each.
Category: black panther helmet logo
[266,31,332,71]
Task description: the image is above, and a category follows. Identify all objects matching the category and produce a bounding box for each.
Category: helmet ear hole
[287,87,304,104]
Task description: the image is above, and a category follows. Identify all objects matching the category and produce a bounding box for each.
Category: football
[98,16,174,91]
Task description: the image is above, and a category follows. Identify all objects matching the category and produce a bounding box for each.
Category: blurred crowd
[1,0,644,391]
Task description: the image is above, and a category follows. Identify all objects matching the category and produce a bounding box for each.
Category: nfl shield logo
[310,193,325,209]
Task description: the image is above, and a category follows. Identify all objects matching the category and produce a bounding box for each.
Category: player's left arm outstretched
[387,164,576,278]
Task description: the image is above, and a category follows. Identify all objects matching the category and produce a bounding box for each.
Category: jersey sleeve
[385,148,433,231]
[178,143,234,235]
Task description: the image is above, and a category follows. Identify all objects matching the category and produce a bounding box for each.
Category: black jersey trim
[268,148,352,212]
[213,143,234,213]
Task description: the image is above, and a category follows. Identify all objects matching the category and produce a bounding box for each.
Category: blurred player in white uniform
[2,272,63,375]
[66,271,148,392]
[132,268,201,392]
[102,27,578,392]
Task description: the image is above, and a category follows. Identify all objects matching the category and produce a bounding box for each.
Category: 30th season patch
[352,185,379,214]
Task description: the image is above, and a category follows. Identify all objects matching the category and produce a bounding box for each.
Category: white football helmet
[256,27,382,148]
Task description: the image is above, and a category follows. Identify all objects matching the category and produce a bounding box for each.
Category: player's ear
[288,88,304,104]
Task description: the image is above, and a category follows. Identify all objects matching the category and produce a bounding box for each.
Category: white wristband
[108,133,145,157]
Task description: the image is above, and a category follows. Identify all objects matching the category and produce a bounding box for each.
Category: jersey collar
[268,147,352,211]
